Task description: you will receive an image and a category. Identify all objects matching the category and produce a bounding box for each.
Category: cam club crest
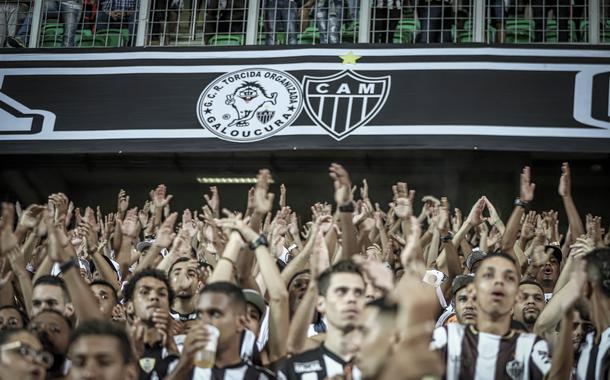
[302,70,390,141]
[197,68,303,143]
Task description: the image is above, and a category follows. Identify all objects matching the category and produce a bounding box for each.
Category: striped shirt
[277,345,362,380]
[575,327,610,380]
[431,323,551,380]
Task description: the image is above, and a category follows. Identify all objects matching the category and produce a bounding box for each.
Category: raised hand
[558,162,571,198]
[392,182,414,219]
[203,186,220,218]
[482,196,502,226]
[0,203,17,255]
[155,213,177,248]
[400,216,421,268]
[253,169,275,214]
[520,166,535,202]
[117,189,130,216]
[181,209,197,238]
[279,183,287,208]
[48,193,69,222]
[329,163,353,206]
[152,184,173,209]
[119,208,139,240]
[18,204,46,230]
[451,208,462,233]
[520,211,537,241]
[466,197,486,226]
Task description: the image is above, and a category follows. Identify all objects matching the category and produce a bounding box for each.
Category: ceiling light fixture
[196,177,274,184]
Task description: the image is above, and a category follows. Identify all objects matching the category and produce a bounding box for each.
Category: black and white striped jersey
[188,361,275,380]
[431,323,551,380]
[276,345,361,380]
[575,327,610,380]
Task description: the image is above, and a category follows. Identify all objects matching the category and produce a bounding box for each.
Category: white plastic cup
[194,325,220,368]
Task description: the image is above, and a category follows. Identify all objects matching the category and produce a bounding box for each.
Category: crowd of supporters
[1,0,603,47]
[0,162,609,379]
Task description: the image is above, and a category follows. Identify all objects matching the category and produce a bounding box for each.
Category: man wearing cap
[514,280,546,333]
[466,248,486,274]
[452,275,477,325]
[243,289,266,338]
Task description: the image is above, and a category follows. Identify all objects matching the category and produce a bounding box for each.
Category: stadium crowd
[0,162,609,380]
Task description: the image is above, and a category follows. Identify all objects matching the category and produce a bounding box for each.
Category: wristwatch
[514,199,529,209]
[338,202,355,213]
[59,257,78,274]
[249,235,269,250]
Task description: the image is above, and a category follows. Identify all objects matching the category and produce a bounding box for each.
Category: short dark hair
[33,275,71,302]
[168,257,193,274]
[30,308,74,329]
[476,251,520,277]
[90,280,118,303]
[585,248,610,298]
[0,305,29,328]
[201,281,246,313]
[519,280,545,295]
[318,260,364,296]
[0,328,34,346]
[123,269,174,304]
[69,320,134,364]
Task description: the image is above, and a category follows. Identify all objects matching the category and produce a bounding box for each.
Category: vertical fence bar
[589,0,600,44]
[245,0,259,44]
[28,0,44,47]
[358,0,371,43]
[472,0,484,42]
[135,0,151,46]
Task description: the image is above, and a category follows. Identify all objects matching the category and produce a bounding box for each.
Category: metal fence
[0,0,606,47]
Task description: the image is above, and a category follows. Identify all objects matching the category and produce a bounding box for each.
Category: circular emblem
[197,68,303,143]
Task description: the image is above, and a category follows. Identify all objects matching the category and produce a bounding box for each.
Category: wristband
[514,199,529,209]
[338,202,355,213]
[249,235,269,250]
[59,257,78,274]
[441,233,453,243]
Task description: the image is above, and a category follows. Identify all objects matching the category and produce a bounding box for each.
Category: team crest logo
[197,68,303,143]
[302,70,390,141]
[505,359,524,380]
[139,358,156,373]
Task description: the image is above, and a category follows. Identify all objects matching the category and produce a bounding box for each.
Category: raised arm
[501,166,535,262]
[330,163,358,258]
[558,162,585,243]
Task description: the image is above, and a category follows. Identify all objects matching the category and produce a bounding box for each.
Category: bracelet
[59,258,78,274]
[219,256,237,272]
[338,202,355,213]
[249,235,269,250]
[441,233,453,243]
[514,199,529,209]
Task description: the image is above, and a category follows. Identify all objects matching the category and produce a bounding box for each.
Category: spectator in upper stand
[42,0,83,46]
[416,0,452,43]
[95,0,136,45]
[202,0,247,44]
[372,0,403,43]
[263,0,299,45]
[0,0,28,47]
[314,0,344,43]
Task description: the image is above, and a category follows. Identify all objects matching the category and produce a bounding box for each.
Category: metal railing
[1,0,606,47]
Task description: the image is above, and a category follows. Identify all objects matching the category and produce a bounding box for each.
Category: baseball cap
[243,289,266,317]
[451,274,474,297]
[545,244,563,265]
[466,248,487,272]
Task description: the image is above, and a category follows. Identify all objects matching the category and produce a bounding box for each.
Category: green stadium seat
[208,34,245,46]
[93,29,126,47]
[341,21,359,43]
[393,19,419,44]
[298,26,320,44]
[75,29,94,47]
[504,18,534,43]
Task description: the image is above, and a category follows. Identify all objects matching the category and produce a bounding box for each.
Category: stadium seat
[504,18,534,43]
[41,21,64,46]
[393,19,419,44]
[298,26,320,44]
[341,21,359,43]
[75,29,94,46]
[208,34,245,46]
[93,29,126,47]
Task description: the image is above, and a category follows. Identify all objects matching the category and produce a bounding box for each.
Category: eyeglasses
[0,341,54,368]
